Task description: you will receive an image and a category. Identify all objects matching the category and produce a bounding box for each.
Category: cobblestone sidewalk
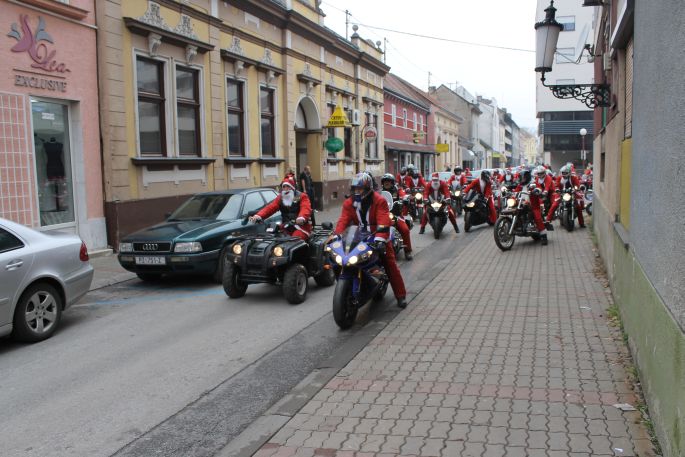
[253,227,655,457]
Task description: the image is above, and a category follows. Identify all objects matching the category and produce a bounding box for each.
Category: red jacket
[396,174,407,187]
[464,177,493,198]
[554,174,580,191]
[424,181,451,201]
[404,174,427,190]
[448,174,467,188]
[257,191,312,233]
[335,192,391,242]
[533,174,554,194]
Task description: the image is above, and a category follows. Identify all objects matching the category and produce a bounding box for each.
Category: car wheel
[137,273,162,282]
[212,246,228,284]
[12,283,63,343]
[283,264,308,304]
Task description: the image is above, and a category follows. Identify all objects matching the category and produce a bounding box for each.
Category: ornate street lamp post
[580,127,588,165]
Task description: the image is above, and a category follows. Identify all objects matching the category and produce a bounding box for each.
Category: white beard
[431,182,440,190]
[281,191,294,206]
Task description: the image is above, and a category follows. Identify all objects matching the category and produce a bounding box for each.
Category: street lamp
[534,0,610,108]
[580,127,587,165]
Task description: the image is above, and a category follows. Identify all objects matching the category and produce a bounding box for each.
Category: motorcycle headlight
[273,246,284,257]
[389,213,395,220]
[335,255,343,265]
[119,242,133,252]
[563,193,572,202]
[174,242,202,253]
[232,243,242,255]
[507,198,517,208]
[415,193,423,200]
[348,255,358,265]
[454,190,461,197]
[431,202,442,209]
[501,186,508,193]
[467,202,475,208]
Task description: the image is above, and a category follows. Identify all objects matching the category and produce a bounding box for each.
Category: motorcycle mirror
[380,190,394,209]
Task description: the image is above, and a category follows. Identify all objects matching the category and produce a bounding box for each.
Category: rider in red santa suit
[334,173,408,309]
[380,173,414,260]
[396,166,408,189]
[250,177,312,240]
[462,169,497,224]
[403,164,427,190]
[546,164,586,227]
[515,167,553,245]
[448,166,468,188]
[419,173,460,234]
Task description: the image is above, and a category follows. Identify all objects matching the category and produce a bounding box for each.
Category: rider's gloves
[249,215,263,223]
[295,217,306,225]
[370,239,387,252]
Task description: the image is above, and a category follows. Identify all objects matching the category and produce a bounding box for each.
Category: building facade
[586,0,685,455]
[383,74,434,178]
[97,0,388,247]
[431,100,462,172]
[0,0,105,250]
[535,0,595,171]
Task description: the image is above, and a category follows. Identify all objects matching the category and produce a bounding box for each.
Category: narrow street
[0,216,476,457]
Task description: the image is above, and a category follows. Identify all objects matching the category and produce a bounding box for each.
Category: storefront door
[30,100,75,228]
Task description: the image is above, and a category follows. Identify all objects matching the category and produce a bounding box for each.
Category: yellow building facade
[97,0,388,247]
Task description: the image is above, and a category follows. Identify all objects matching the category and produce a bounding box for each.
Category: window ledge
[131,157,216,166]
[613,221,630,250]
[344,158,358,164]
[327,157,344,163]
[363,157,383,163]
[124,17,214,53]
[224,157,257,165]
[258,157,285,164]
[20,0,89,20]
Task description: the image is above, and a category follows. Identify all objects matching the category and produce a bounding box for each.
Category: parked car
[117,189,280,282]
[437,171,452,183]
[0,218,93,342]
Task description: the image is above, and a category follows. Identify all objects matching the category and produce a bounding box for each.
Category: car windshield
[168,194,239,221]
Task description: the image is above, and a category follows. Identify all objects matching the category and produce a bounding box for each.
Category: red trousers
[288,229,309,241]
[420,205,457,228]
[487,197,497,224]
[383,243,406,299]
[529,195,546,232]
[547,196,585,225]
[395,218,412,252]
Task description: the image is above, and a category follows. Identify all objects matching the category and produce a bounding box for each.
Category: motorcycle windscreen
[341,225,366,253]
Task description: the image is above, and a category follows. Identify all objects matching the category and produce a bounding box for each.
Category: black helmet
[481,170,491,183]
[381,173,396,185]
[453,167,463,174]
[520,169,532,185]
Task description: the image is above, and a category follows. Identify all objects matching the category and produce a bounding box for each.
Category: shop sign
[7,14,70,92]
[362,125,378,141]
[325,137,344,153]
[326,106,350,128]
[435,143,449,153]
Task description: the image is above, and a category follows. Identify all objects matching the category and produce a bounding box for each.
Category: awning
[385,140,435,154]
[492,152,505,160]
[464,149,476,159]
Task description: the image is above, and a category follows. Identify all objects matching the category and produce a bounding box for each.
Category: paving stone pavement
[252,226,655,457]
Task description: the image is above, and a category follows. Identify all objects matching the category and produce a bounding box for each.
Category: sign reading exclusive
[7,14,70,92]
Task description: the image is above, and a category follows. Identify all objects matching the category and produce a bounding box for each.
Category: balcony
[539,120,593,136]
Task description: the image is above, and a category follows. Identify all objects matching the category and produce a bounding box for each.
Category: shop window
[260,87,275,157]
[227,79,245,156]
[136,57,166,156]
[176,66,201,156]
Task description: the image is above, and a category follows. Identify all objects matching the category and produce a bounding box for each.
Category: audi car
[117,188,280,282]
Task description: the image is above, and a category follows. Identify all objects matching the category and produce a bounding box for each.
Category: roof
[384,74,431,112]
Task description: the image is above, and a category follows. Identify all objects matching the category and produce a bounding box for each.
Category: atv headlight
[563,193,572,202]
[335,255,343,265]
[415,193,423,200]
[232,243,243,255]
[348,255,358,265]
[273,246,284,257]
[507,198,517,208]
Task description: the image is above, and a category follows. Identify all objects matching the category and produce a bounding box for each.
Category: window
[344,126,353,159]
[391,104,397,126]
[136,57,166,156]
[176,66,200,156]
[0,228,24,253]
[403,109,408,128]
[260,87,275,157]
[227,79,245,156]
[556,48,575,64]
[413,113,417,131]
[242,191,265,216]
[557,16,575,32]
[419,115,424,131]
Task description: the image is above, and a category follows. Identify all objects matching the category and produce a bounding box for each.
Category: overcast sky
[322,0,538,130]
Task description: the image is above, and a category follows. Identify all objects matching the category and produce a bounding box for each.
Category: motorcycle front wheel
[464,212,472,232]
[565,209,575,232]
[332,279,358,329]
[494,216,516,251]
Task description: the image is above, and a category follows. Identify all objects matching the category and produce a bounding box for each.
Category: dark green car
[117,188,280,282]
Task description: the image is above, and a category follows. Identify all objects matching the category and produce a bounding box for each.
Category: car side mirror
[321,221,333,230]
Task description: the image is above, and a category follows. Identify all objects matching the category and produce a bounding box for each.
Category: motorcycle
[449,182,463,215]
[493,187,543,251]
[462,191,492,232]
[407,187,425,221]
[556,187,579,232]
[327,225,389,329]
[426,195,449,239]
[581,184,593,216]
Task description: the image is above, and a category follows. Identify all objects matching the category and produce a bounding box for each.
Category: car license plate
[135,256,166,265]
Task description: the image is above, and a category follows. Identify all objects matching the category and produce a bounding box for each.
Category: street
[0,217,475,457]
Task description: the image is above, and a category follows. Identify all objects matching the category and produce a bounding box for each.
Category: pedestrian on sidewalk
[299,165,316,225]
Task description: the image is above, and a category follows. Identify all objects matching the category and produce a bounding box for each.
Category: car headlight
[273,246,284,257]
[467,202,475,208]
[232,243,243,255]
[119,242,133,252]
[174,242,202,253]
[415,193,423,200]
[348,255,358,265]
[563,193,572,202]
[507,198,517,208]
[335,255,343,265]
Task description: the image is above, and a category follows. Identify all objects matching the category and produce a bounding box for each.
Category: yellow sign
[326,106,350,127]
[435,143,449,153]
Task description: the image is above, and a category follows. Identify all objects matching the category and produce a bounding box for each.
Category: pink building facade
[383,74,435,178]
[0,0,105,250]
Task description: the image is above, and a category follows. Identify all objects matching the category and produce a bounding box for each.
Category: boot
[541,234,548,246]
[405,250,413,261]
[544,221,555,231]
[419,226,425,234]
[397,297,408,308]
[453,222,460,233]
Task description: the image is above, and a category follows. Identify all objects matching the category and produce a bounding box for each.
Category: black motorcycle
[556,188,578,232]
[449,185,463,215]
[493,188,543,251]
[407,187,425,221]
[426,195,449,239]
[462,191,492,232]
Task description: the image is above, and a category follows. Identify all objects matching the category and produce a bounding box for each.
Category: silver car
[0,218,93,342]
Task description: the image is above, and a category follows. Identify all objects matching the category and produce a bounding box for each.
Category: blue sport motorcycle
[326,225,389,329]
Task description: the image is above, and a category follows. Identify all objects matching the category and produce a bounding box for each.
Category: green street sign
[325,137,344,153]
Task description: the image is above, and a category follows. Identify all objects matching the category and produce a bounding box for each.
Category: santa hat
[281,177,296,190]
[431,172,440,181]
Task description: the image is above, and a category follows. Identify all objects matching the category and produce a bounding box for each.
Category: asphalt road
[0,219,485,457]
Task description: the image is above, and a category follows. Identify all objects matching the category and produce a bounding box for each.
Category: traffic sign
[326,106,350,127]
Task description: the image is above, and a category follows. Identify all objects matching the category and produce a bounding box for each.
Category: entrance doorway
[31,99,75,228]
[296,132,307,177]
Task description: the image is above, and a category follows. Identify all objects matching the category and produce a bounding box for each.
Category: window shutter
[624,38,633,139]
